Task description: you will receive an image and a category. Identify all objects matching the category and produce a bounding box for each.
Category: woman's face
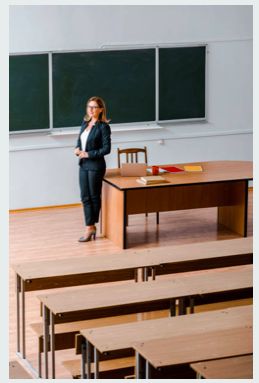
[87,101,102,120]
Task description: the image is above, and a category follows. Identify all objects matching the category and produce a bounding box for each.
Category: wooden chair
[117,147,148,168]
[117,147,159,224]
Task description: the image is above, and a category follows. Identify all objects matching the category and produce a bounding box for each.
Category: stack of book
[184,165,203,172]
[137,176,167,185]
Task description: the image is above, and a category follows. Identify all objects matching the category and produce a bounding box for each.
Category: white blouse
[80,129,90,151]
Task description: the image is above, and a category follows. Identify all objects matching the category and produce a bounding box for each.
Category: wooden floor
[9,190,253,378]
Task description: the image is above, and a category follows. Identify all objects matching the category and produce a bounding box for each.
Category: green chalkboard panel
[159,46,206,121]
[9,54,49,131]
[52,49,156,127]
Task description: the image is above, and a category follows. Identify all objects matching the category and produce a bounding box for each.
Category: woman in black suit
[74,96,111,242]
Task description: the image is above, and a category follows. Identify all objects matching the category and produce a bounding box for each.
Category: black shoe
[78,230,96,242]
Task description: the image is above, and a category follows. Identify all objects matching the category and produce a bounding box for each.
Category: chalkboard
[9,54,49,132]
[52,49,156,127]
[10,46,206,132]
[159,46,206,121]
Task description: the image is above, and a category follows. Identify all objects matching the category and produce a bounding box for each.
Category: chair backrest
[117,147,148,168]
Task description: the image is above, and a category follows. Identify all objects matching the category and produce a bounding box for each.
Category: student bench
[12,237,252,360]
[37,264,252,378]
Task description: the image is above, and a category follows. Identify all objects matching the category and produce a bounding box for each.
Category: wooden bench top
[133,326,252,369]
[80,305,252,354]
[63,356,135,376]
[9,361,33,379]
[37,265,252,319]
[190,355,253,379]
[12,237,252,282]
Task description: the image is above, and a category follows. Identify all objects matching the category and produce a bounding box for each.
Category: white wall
[9,5,253,209]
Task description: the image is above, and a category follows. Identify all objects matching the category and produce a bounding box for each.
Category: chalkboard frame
[9,44,207,134]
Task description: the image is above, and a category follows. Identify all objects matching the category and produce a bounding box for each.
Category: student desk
[102,160,253,248]
[79,305,252,379]
[190,355,253,379]
[37,264,252,378]
[134,326,252,379]
[12,237,252,361]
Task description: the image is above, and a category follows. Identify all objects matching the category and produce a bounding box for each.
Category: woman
[74,96,111,242]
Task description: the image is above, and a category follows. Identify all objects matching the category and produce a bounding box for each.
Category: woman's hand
[79,151,89,159]
[74,147,81,156]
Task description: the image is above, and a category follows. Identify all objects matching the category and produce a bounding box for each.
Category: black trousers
[79,167,105,226]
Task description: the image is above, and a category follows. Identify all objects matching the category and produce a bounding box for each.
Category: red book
[159,166,184,173]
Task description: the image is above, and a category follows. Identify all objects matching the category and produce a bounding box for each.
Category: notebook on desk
[120,163,147,177]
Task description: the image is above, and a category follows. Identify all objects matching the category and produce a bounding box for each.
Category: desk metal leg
[189,297,195,314]
[151,266,156,280]
[134,268,138,282]
[170,299,176,316]
[179,297,187,315]
[21,280,26,358]
[16,274,21,354]
[156,212,159,225]
[146,360,152,379]
[81,339,87,379]
[136,352,146,379]
[43,305,50,379]
[142,267,149,282]
[86,340,93,379]
[38,344,42,378]
[94,347,100,379]
[50,312,55,378]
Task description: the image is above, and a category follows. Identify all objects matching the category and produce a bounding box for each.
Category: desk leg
[146,361,153,379]
[179,297,187,315]
[94,347,100,379]
[189,297,195,314]
[102,182,126,249]
[151,266,156,280]
[170,299,176,316]
[43,305,50,379]
[50,312,55,378]
[136,352,146,379]
[16,274,21,354]
[86,340,93,379]
[218,180,248,236]
[81,339,87,379]
[21,280,26,358]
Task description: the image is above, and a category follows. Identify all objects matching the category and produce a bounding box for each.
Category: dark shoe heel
[78,230,96,243]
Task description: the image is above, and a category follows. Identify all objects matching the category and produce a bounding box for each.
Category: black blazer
[75,120,111,171]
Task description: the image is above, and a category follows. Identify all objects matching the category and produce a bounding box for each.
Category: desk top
[80,305,252,353]
[37,264,252,315]
[190,355,253,379]
[133,326,252,368]
[104,161,253,190]
[12,237,252,280]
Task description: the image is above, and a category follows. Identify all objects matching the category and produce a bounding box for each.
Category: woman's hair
[84,96,110,123]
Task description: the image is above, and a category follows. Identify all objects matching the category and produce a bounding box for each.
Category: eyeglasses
[87,105,100,110]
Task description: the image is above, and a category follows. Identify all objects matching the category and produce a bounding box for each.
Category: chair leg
[156,212,159,225]
[145,212,148,217]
